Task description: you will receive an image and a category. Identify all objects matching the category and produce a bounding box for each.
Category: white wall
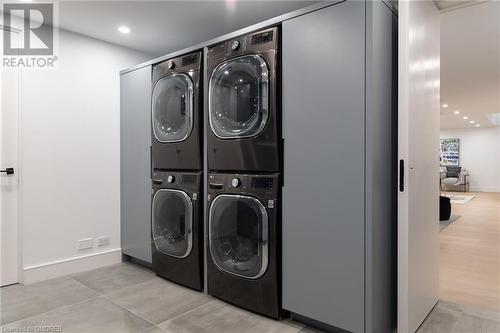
[20,29,151,282]
[441,127,500,192]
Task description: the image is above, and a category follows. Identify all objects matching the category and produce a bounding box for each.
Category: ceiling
[433,0,485,11]
[440,0,500,129]
[7,1,498,130]
[56,1,317,58]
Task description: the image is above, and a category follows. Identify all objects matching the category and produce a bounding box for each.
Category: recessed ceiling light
[476,124,480,127]
[442,104,449,108]
[118,26,131,34]
[469,120,475,124]
[454,110,460,114]
[463,116,468,120]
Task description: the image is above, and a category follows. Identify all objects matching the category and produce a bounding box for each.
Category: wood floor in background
[440,191,500,312]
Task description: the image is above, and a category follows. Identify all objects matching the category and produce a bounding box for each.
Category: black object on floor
[440,196,451,221]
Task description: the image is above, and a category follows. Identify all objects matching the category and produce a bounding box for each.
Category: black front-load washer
[151,171,203,290]
[207,172,281,318]
[207,27,280,172]
[151,51,202,171]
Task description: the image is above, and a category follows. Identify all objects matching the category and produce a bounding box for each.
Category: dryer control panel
[152,50,202,83]
[208,173,279,198]
[152,170,201,193]
[207,26,278,70]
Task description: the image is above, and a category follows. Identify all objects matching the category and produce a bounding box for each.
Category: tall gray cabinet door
[120,66,152,264]
[282,2,365,332]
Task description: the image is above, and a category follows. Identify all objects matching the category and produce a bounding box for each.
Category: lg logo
[3,3,54,56]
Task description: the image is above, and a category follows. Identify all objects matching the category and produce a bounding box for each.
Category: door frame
[1,25,23,285]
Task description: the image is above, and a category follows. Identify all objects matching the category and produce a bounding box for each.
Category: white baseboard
[469,187,500,193]
[23,248,122,284]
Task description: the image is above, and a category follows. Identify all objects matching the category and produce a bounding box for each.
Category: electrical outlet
[78,238,93,251]
[97,236,110,247]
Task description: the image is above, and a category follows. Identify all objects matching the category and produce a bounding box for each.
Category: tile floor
[1,261,499,333]
[417,300,500,333]
[1,262,306,333]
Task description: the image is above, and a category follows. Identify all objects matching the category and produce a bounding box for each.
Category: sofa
[441,166,469,192]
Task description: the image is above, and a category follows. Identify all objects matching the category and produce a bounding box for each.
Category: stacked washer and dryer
[122,3,397,331]
[150,51,204,291]
[150,27,282,318]
[206,27,282,319]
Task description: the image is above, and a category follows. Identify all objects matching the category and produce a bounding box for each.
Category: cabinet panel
[282,2,365,332]
[120,66,152,263]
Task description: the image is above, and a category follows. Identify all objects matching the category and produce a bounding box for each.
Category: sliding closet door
[281,2,365,332]
[120,66,152,263]
[398,1,440,332]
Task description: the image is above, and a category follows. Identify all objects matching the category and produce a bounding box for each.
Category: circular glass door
[209,194,269,279]
[209,55,269,139]
[152,74,194,143]
[152,189,193,258]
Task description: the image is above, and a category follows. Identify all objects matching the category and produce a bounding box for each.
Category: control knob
[231,178,241,188]
[167,61,175,69]
[231,40,240,50]
[167,175,175,183]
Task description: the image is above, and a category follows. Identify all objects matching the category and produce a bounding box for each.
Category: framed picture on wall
[440,138,460,166]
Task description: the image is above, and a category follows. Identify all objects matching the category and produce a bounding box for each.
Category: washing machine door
[209,55,269,139]
[152,189,193,258]
[209,194,269,279]
[152,74,194,143]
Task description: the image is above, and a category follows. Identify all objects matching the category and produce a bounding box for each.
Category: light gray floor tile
[71,262,155,294]
[106,277,212,324]
[0,276,98,325]
[143,326,167,333]
[417,307,461,333]
[298,326,326,333]
[462,305,500,323]
[454,313,500,333]
[159,300,303,333]
[3,297,154,333]
[437,300,464,314]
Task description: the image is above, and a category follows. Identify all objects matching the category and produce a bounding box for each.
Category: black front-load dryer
[207,27,280,172]
[151,51,202,171]
[207,172,281,318]
[151,171,203,290]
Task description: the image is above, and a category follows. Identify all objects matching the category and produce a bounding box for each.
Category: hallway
[440,192,500,311]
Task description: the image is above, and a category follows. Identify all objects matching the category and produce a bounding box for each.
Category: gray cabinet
[281,1,396,332]
[120,66,152,264]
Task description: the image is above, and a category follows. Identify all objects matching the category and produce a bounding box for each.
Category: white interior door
[398,1,441,332]
[0,28,21,286]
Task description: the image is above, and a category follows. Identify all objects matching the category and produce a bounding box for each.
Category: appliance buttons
[167,61,175,69]
[167,175,175,183]
[231,40,240,50]
[231,178,241,188]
